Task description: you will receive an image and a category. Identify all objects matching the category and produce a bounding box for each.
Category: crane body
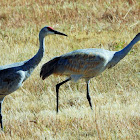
[52,48,115,81]
[0,26,67,130]
[40,33,140,112]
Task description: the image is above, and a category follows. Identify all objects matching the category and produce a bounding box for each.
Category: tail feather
[40,57,60,80]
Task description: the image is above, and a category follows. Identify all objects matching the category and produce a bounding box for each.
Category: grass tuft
[0,0,140,139]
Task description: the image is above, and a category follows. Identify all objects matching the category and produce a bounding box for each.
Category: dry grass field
[0,0,140,139]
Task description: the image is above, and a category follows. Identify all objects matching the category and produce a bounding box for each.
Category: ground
[0,0,140,139]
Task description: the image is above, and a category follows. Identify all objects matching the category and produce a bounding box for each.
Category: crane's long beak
[54,30,67,36]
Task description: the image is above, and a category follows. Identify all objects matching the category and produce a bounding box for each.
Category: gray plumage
[40,33,140,112]
[0,26,67,130]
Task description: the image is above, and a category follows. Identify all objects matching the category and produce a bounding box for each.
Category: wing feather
[56,52,106,76]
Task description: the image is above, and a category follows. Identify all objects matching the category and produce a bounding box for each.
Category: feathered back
[40,57,60,80]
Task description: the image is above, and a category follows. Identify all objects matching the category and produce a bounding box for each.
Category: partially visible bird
[0,26,67,130]
[40,33,140,113]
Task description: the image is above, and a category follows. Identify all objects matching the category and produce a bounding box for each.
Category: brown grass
[0,0,140,139]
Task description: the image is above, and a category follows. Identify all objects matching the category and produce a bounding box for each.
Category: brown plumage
[40,57,61,80]
[40,33,140,113]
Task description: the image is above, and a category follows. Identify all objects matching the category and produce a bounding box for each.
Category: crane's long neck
[23,32,45,73]
[108,34,139,68]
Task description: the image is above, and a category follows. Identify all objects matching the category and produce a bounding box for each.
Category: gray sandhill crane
[40,33,140,113]
[0,26,67,130]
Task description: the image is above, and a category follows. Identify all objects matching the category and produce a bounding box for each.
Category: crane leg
[56,78,71,113]
[86,82,93,110]
[0,101,3,130]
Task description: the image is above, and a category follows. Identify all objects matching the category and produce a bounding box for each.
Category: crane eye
[47,27,54,31]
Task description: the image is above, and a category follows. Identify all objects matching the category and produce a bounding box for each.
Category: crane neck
[35,33,45,64]
[23,32,45,72]
[115,37,138,59]
[108,34,139,68]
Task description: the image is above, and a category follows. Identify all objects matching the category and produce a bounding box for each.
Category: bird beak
[54,30,67,36]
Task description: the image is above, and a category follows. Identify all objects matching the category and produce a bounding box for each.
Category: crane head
[40,26,67,37]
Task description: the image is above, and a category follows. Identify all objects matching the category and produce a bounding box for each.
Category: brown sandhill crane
[0,26,67,130]
[40,33,140,113]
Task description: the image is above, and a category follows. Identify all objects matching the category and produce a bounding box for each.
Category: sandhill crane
[40,33,140,113]
[0,26,67,130]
